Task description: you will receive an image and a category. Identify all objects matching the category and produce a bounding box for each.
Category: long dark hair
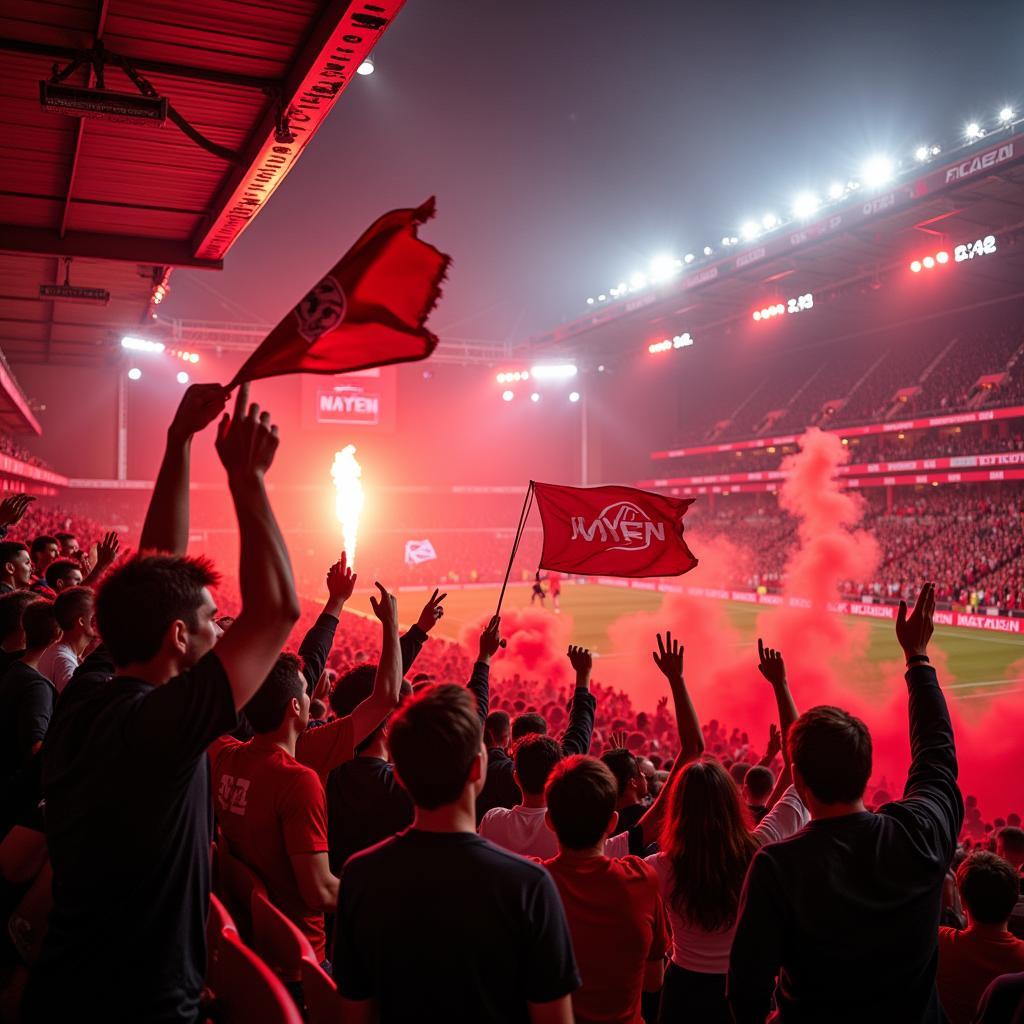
[660,758,760,932]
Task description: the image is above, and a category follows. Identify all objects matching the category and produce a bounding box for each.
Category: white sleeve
[53,651,78,694]
[754,785,809,846]
[605,831,630,858]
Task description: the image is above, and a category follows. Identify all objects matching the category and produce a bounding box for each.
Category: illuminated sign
[910,235,996,272]
[752,293,813,321]
[648,333,693,354]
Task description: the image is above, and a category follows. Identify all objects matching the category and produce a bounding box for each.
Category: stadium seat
[215,843,267,942]
[206,893,238,992]
[212,930,304,1024]
[251,890,316,983]
[301,958,344,1024]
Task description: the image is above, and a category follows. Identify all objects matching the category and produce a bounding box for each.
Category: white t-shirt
[479,805,558,858]
[38,642,79,694]
[646,785,809,974]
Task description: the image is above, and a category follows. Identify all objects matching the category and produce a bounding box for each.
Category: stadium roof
[516,130,1024,365]
[0,0,405,369]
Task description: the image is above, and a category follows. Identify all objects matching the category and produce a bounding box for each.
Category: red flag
[533,482,698,578]
[229,198,450,386]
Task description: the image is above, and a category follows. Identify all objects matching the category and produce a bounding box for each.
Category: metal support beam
[0,226,222,269]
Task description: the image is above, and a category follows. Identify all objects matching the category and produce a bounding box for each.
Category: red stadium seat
[206,893,238,992]
[212,930,304,1024]
[215,843,267,942]
[251,890,316,983]
[300,959,344,1024]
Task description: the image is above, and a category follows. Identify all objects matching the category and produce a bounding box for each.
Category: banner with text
[301,367,396,432]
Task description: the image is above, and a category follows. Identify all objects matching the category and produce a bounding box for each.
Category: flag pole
[495,481,536,619]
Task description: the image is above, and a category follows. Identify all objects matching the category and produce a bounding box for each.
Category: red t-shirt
[212,736,332,959]
[937,925,1024,1024]
[543,852,669,1024]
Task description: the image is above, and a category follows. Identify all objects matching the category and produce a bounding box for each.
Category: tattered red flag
[229,198,450,386]
[533,482,698,578]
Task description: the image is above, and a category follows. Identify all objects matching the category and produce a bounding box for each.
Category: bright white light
[827,181,845,200]
[569,391,580,403]
[703,246,712,256]
[761,212,778,230]
[610,288,620,298]
[935,250,949,264]
[176,371,189,384]
[999,107,1014,123]
[861,155,894,188]
[649,253,677,280]
[598,294,607,302]
[914,145,930,161]
[629,271,648,289]
[753,310,762,321]
[910,260,922,273]
[931,145,941,156]
[922,255,935,269]
[586,297,594,305]
[530,392,540,403]
[128,367,142,380]
[356,56,374,76]
[740,220,760,241]
[331,446,364,566]
[121,336,164,353]
[684,253,695,263]
[531,363,577,380]
[721,237,732,246]
[502,389,514,402]
[965,122,983,140]
[792,192,819,219]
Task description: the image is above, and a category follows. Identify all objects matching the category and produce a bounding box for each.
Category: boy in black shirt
[729,583,964,1023]
[334,683,579,1024]
[24,384,302,1024]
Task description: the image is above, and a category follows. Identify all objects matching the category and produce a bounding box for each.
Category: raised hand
[169,383,228,442]
[415,589,447,635]
[215,383,279,481]
[653,631,684,684]
[369,582,398,631]
[656,695,670,714]
[608,728,629,751]
[478,615,503,663]
[567,644,592,675]
[0,494,34,529]
[326,552,357,606]
[896,582,935,660]
[764,723,782,762]
[95,531,121,569]
[757,639,787,688]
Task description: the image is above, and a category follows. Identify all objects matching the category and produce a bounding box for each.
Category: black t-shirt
[23,651,238,1024]
[326,756,414,874]
[334,829,579,1022]
[0,661,55,778]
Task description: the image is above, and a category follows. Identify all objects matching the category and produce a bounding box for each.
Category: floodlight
[684,253,695,263]
[740,221,760,241]
[792,192,819,219]
[649,254,677,280]
[703,246,712,256]
[121,336,164,353]
[629,271,648,289]
[502,390,514,402]
[861,155,894,188]
[128,367,142,380]
[910,260,922,273]
[965,122,983,140]
[531,364,577,380]
[177,371,189,384]
[357,56,375,76]
[999,107,1014,124]
[586,297,594,305]
[914,145,930,161]
[761,212,778,230]
[936,250,949,264]
[530,393,540,403]
[827,182,845,200]
[569,392,580,403]
[922,256,935,269]
[40,81,167,124]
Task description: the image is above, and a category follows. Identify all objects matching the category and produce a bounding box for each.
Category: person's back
[334,684,578,1024]
[729,585,964,1023]
[542,756,668,1024]
[937,852,1024,1024]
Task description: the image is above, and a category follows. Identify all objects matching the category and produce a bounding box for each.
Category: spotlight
[496,373,506,383]
[922,255,935,269]
[703,246,712,256]
[740,220,760,241]
[722,236,733,246]
[177,371,189,384]
[569,391,580,403]
[586,297,594,305]
[861,155,894,188]
[597,364,606,372]
[629,271,648,289]
[128,367,142,380]
[121,336,164,353]
[530,392,540,403]
[827,181,845,200]
[502,390,514,402]
[999,106,1014,124]
[935,250,949,264]
[792,192,819,219]
[753,310,762,321]
[761,212,778,230]
[914,145,930,161]
[598,294,607,302]
[684,253,695,263]
[930,145,941,156]
[356,55,374,76]
[910,260,922,273]
[649,253,677,280]
[531,363,577,380]
[965,122,983,140]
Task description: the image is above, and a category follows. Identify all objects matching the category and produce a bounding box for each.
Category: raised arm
[561,645,596,756]
[348,583,403,747]
[208,384,301,709]
[467,615,502,723]
[893,582,963,858]
[139,384,227,554]
[81,531,121,589]
[757,639,799,808]
[399,588,447,675]
[0,494,35,541]
[297,555,356,694]
[635,632,704,846]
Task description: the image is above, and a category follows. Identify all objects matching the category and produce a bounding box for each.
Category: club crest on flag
[295,276,347,343]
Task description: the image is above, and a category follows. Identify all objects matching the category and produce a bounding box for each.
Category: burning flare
[331,445,364,565]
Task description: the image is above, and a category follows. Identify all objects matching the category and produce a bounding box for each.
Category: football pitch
[427,583,1024,707]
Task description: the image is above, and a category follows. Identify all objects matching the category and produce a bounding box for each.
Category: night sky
[163,0,1024,346]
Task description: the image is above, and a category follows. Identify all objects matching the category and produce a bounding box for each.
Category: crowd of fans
[0,436,52,474]
[0,384,1019,1024]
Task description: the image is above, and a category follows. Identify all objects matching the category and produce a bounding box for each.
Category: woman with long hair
[647,641,808,1023]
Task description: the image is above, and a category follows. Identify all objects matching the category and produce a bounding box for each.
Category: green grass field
[428,583,1024,706]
